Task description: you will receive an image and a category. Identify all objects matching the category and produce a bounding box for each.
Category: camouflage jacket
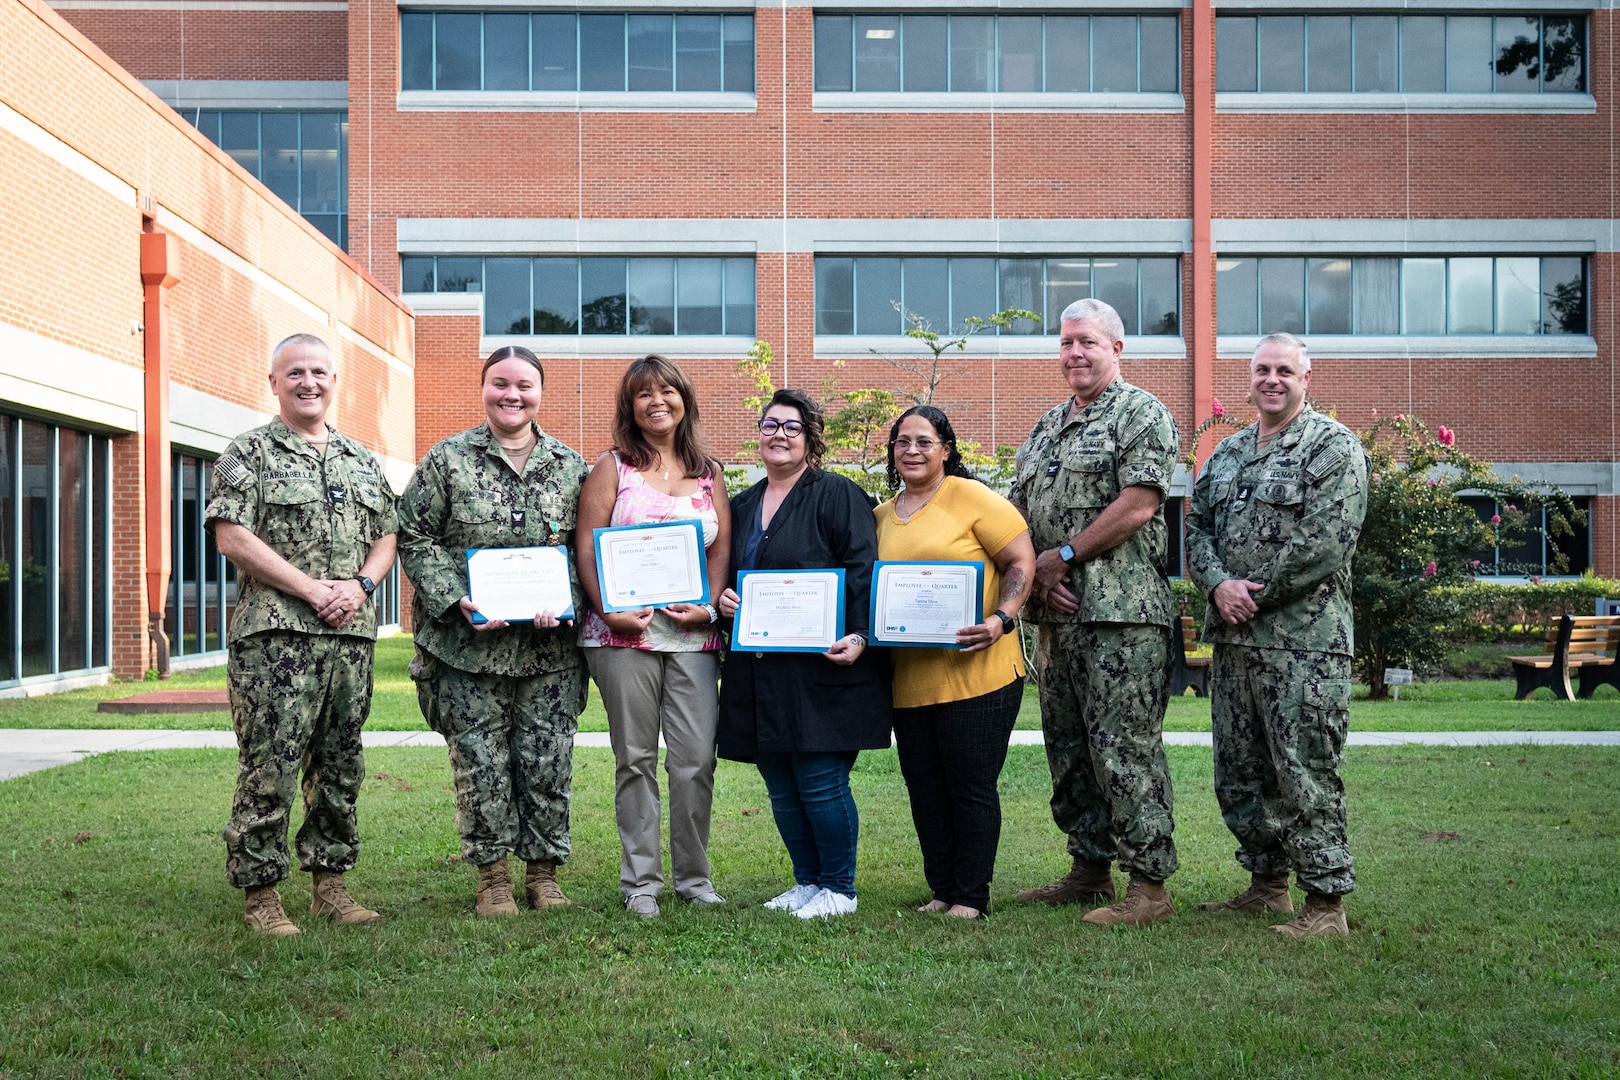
[1184,405,1369,656]
[1009,378,1177,628]
[205,417,398,641]
[398,423,588,677]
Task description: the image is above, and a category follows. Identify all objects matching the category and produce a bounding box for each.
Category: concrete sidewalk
[3,727,1618,781]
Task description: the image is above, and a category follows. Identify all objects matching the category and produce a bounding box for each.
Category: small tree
[868,305,1041,408]
[1353,414,1581,698]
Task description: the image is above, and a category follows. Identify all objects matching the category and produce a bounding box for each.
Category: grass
[1,743,1616,1077]
[4,635,1614,734]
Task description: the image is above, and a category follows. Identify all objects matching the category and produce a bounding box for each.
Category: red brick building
[23,0,1620,686]
[2,0,413,689]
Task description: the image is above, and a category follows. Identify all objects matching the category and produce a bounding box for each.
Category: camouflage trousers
[1035,620,1178,881]
[413,653,586,867]
[1210,644,1355,896]
[223,630,375,889]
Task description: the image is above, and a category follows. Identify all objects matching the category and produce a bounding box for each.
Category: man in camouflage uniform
[397,347,589,918]
[207,332,398,936]
[1185,332,1368,938]
[1009,298,1181,927]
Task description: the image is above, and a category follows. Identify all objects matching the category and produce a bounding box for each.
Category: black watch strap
[992,609,1016,634]
[355,575,376,597]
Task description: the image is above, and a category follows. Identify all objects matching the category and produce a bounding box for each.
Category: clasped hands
[311,578,367,629]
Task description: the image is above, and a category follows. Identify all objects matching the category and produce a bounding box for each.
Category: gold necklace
[896,475,946,524]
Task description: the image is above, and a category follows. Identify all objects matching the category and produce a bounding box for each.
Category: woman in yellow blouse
[874,405,1036,919]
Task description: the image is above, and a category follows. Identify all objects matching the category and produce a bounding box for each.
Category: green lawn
[1,744,1615,1077]
[4,635,1615,733]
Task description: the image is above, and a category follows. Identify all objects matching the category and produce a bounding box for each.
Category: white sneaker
[792,888,858,920]
[762,884,820,912]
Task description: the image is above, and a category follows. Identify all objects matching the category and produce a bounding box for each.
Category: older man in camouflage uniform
[1185,332,1368,938]
[207,333,398,936]
[397,346,590,918]
[1009,298,1181,927]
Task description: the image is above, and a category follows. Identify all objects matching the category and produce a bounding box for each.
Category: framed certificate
[870,561,983,648]
[593,519,710,612]
[731,569,846,653]
[465,545,575,623]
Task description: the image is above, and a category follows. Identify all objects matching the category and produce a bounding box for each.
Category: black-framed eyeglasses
[759,418,805,438]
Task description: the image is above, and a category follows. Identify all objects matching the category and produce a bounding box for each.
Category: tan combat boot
[524,860,569,910]
[1199,873,1294,914]
[1271,892,1348,938]
[1015,857,1116,905]
[311,871,381,925]
[1082,872,1177,927]
[475,856,520,918]
[243,884,301,937]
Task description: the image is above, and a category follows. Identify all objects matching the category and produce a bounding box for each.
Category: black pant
[892,678,1024,911]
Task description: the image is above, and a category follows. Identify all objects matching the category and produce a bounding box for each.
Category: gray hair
[1059,298,1125,344]
[271,333,333,370]
[1255,331,1310,371]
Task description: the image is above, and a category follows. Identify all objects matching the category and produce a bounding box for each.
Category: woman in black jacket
[716,389,891,919]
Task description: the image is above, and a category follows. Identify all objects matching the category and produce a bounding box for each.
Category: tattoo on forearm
[999,568,1028,606]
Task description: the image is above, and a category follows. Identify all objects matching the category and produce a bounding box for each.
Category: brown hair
[613,355,714,479]
[481,344,545,384]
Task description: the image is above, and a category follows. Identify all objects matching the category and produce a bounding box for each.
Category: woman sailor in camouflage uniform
[398,346,590,917]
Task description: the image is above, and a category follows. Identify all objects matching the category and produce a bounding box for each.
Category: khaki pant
[587,647,720,899]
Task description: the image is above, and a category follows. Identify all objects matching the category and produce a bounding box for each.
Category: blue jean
[754,751,860,897]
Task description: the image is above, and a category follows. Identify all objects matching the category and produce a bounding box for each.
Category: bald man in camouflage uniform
[1009,299,1181,928]
[1185,332,1368,938]
[397,351,589,918]
[208,333,398,936]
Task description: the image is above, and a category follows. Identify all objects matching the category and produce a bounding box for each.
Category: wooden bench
[1171,615,1211,697]
[1508,615,1620,701]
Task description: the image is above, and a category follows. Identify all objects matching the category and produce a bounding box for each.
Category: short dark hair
[481,345,544,385]
[613,354,714,479]
[885,405,976,490]
[763,388,827,471]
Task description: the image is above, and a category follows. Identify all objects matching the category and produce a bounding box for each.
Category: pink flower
[1428,479,1439,487]
[1423,561,1438,577]
[1436,425,1455,447]
[1370,408,1378,416]
[1396,414,1406,421]
[1470,560,1482,569]
[1210,398,1226,419]
[1506,504,1517,512]
[1491,514,1502,525]
[1531,575,1542,585]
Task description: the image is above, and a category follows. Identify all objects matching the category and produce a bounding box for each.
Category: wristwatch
[1058,543,1077,565]
[992,609,1016,635]
[354,575,376,597]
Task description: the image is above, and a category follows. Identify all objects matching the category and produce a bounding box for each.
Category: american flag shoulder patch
[1305,444,1346,482]
[216,452,253,489]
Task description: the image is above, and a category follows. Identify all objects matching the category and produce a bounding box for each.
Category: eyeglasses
[758,418,805,438]
[892,438,939,453]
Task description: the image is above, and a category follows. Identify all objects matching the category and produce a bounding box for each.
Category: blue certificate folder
[731,568,846,653]
[592,519,711,612]
[463,546,576,625]
[869,560,984,649]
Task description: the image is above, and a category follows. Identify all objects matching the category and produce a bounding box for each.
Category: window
[1216,256,1586,335]
[400,12,755,93]
[186,111,349,249]
[402,255,757,337]
[814,256,1180,337]
[1215,14,1584,93]
[813,13,1179,93]
[168,454,234,659]
[1464,496,1590,576]
[0,415,112,686]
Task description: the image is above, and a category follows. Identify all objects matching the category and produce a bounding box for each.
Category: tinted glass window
[533,259,578,334]
[1045,260,1090,324]
[724,258,756,335]
[1092,259,1138,335]
[436,13,482,90]
[628,15,673,92]
[485,14,530,91]
[1307,16,1351,92]
[1259,16,1304,92]
[580,14,626,91]
[1045,17,1089,92]
[950,258,997,327]
[1541,257,1585,333]
[856,258,902,335]
[1092,17,1138,93]
[855,16,901,92]
[1217,259,1258,335]
[722,16,755,92]
[1354,15,1399,92]
[1447,257,1493,333]
[1541,16,1584,91]
[437,258,481,292]
[1495,256,1540,334]
[815,15,853,91]
[1216,17,1257,92]
[816,258,855,335]
[581,257,628,334]
[1139,16,1179,93]
[484,258,531,334]
[999,260,1043,332]
[1447,16,1493,93]
[400,256,435,293]
[1307,258,1352,333]
[676,258,722,334]
[400,13,434,90]
[1402,258,1446,334]
[534,15,578,91]
[676,15,722,92]
[628,257,674,334]
[903,258,949,329]
[1402,17,1446,92]
[903,16,947,92]
[1493,16,1540,92]
[1259,258,1305,333]
[1140,259,1179,335]
[1353,258,1400,334]
[260,113,299,205]
[999,16,1043,93]
[950,15,995,93]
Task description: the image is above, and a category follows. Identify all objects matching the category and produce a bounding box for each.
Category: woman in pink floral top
[576,355,731,918]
